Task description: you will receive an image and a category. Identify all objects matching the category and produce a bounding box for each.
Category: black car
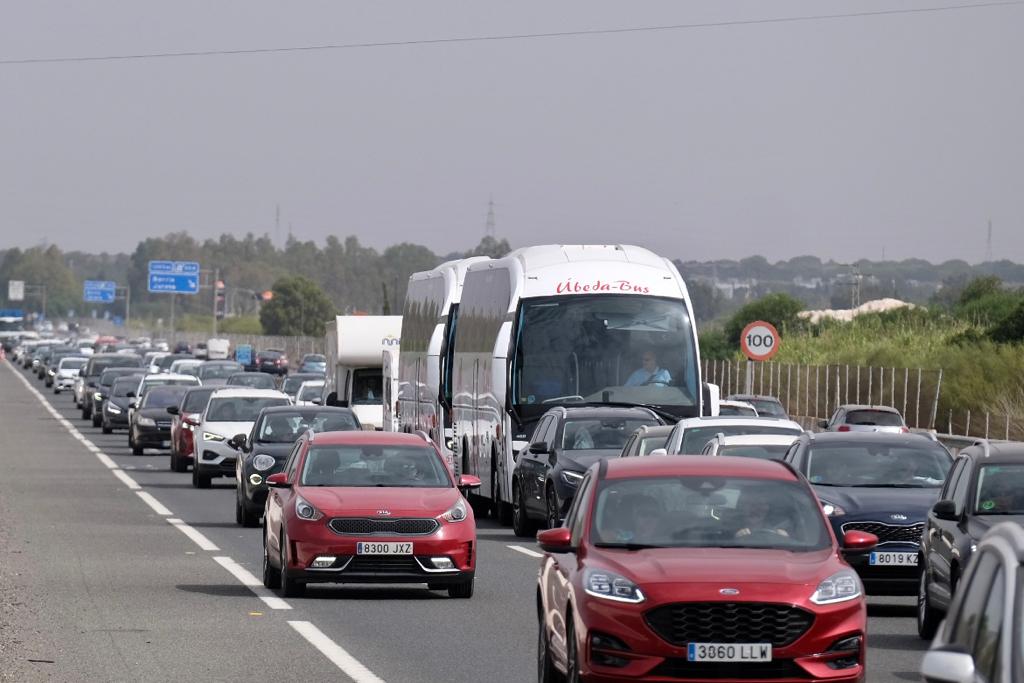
[196,360,243,387]
[510,405,663,536]
[281,372,325,401]
[130,385,190,455]
[156,353,194,374]
[95,369,146,429]
[232,406,360,526]
[784,431,953,595]
[255,349,289,375]
[79,353,144,419]
[102,376,141,434]
[917,440,1024,639]
[226,372,277,390]
[726,393,790,419]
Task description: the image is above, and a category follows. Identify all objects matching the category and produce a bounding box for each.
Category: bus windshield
[511,295,698,413]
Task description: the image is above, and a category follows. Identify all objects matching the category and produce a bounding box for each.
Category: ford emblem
[719,588,740,596]
[376,510,392,516]
[890,513,908,521]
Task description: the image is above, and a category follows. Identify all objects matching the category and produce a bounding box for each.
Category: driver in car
[624,350,672,387]
[735,492,792,539]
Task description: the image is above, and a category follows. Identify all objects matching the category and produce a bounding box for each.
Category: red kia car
[262,431,480,598]
[168,387,217,472]
[536,456,877,683]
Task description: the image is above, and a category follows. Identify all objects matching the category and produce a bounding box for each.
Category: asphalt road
[1,360,931,682]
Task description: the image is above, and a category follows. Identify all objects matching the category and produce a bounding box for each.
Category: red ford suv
[262,431,480,598]
[536,456,877,682]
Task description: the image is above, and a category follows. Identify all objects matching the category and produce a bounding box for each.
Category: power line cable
[0,0,1021,66]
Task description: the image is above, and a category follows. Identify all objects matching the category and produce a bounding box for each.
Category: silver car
[819,404,908,434]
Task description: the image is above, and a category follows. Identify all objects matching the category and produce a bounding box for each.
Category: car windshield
[844,409,904,426]
[59,358,87,371]
[144,378,198,390]
[100,370,139,388]
[300,445,450,487]
[207,397,289,422]
[182,389,216,413]
[591,476,831,551]
[303,355,326,363]
[351,369,383,406]
[680,425,801,454]
[806,443,951,487]
[88,356,141,376]
[974,465,1024,514]
[143,387,186,409]
[562,418,660,451]
[511,295,699,411]
[257,411,359,443]
[298,384,323,402]
[199,363,241,380]
[228,374,275,389]
[717,444,793,460]
[112,379,137,397]
[748,399,787,417]
[639,434,668,455]
[719,405,757,417]
[282,375,318,394]
[158,355,189,371]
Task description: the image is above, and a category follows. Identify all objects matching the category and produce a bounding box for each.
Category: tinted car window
[719,405,757,417]
[300,445,450,488]
[844,409,904,426]
[562,418,659,451]
[198,363,242,380]
[86,355,142,377]
[805,443,951,487]
[227,374,276,389]
[143,387,187,409]
[59,358,87,371]
[973,464,1024,514]
[748,399,787,417]
[949,551,999,650]
[182,388,216,413]
[351,369,383,405]
[639,435,669,455]
[973,563,1004,681]
[256,411,358,443]
[681,425,801,454]
[298,384,323,402]
[112,378,137,397]
[207,397,289,422]
[718,444,793,460]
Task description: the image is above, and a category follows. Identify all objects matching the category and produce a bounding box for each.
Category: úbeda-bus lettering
[555,279,651,294]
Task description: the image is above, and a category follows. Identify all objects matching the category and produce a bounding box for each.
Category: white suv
[658,416,805,455]
[192,388,290,488]
[53,356,89,394]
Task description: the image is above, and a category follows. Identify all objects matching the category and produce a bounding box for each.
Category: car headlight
[106,403,122,415]
[252,454,276,472]
[203,432,226,442]
[583,568,645,604]
[137,417,156,427]
[48,370,55,376]
[820,499,846,517]
[561,470,584,487]
[970,542,978,554]
[810,570,862,605]
[93,392,104,400]
[295,495,322,521]
[440,497,468,523]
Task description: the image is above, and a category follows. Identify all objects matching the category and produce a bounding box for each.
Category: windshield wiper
[593,542,666,551]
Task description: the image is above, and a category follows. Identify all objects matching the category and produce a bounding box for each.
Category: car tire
[171,451,189,473]
[917,568,941,640]
[81,406,90,421]
[192,464,211,489]
[538,616,562,683]
[279,533,306,598]
[92,413,102,428]
[564,619,581,683]
[512,480,536,538]
[236,486,260,528]
[545,486,561,530]
[491,466,513,526]
[262,529,281,589]
[102,424,113,435]
[448,577,474,599]
[53,387,59,394]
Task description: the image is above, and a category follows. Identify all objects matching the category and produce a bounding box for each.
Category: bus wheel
[491,465,513,526]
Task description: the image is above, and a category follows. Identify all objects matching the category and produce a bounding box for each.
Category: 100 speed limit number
[740,321,781,361]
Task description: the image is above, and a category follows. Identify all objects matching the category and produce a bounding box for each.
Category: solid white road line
[167,518,220,551]
[213,556,292,610]
[507,544,543,558]
[112,468,141,490]
[288,621,386,683]
[95,452,118,469]
[136,491,173,516]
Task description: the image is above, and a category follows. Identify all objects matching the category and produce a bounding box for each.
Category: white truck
[450,244,716,523]
[395,257,489,469]
[381,348,400,434]
[322,315,402,430]
[206,338,230,360]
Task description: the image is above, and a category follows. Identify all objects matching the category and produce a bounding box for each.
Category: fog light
[825,635,862,670]
[311,556,337,568]
[430,557,455,570]
[249,473,263,486]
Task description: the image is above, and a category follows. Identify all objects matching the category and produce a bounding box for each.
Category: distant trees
[259,276,337,336]
[723,293,806,347]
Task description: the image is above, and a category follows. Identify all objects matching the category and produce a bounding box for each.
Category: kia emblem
[376,510,392,516]
[719,588,740,596]
[890,513,908,521]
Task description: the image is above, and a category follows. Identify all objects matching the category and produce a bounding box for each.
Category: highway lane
[6,359,932,682]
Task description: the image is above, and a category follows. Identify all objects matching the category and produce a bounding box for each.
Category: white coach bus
[396,257,488,469]
[451,244,710,523]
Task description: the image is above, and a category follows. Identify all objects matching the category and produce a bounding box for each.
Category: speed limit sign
[740,321,780,361]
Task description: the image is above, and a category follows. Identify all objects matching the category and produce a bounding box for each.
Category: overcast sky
[1,0,1021,263]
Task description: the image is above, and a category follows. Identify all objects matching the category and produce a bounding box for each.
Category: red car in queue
[168,386,217,473]
[262,431,480,598]
[536,456,878,683]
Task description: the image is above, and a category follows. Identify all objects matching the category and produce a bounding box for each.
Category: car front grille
[343,556,424,574]
[329,517,439,536]
[842,521,924,546]
[645,603,814,648]
[649,658,810,680]
[156,421,172,429]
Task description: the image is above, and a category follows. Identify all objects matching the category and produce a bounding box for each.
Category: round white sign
[740,321,780,361]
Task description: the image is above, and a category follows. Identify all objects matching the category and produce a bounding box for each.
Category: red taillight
[837,425,851,432]
[901,426,910,433]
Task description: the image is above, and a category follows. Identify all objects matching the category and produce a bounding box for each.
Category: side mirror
[529,441,549,455]
[919,647,976,683]
[649,448,668,456]
[311,397,322,405]
[266,472,290,489]
[458,475,482,492]
[537,527,574,554]
[932,499,959,522]
[841,530,878,555]
[126,391,135,398]
[228,434,247,450]
[817,419,829,429]
[166,406,180,415]
[129,401,138,409]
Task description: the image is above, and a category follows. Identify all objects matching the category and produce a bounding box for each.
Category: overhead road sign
[148,273,200,294]
[83,280,117,303]
[740,321,781,362]
[148,260,200,275]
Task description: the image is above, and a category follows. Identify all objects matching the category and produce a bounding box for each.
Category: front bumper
[134,423,173,448]
[103,406,130,428]
[843,546,920,595]
[196,438,237,476]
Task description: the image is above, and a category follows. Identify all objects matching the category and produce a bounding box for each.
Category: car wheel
[236,486,261,528]
[917,568,941,640]
[171,451,189,473]
[102,424,112,435]
[565,619,581,683]
[512,480,536,538]
[545,486,561,530]
[92,413,102,428]
[53,387,59,394]
[279,532,306,598]
[192,464,211,489]
[537,615,563,683]
[262,528,281,589]
[448,577,474,599]
[491,466,513,526]
[81,406,90,421]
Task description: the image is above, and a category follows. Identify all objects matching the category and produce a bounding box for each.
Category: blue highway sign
[148,260,200,275]
[148,273,200,294]
[83,280,117,303]
[235,344,253,366]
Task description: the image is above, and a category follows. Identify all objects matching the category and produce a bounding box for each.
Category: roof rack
[975,439,992,458]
